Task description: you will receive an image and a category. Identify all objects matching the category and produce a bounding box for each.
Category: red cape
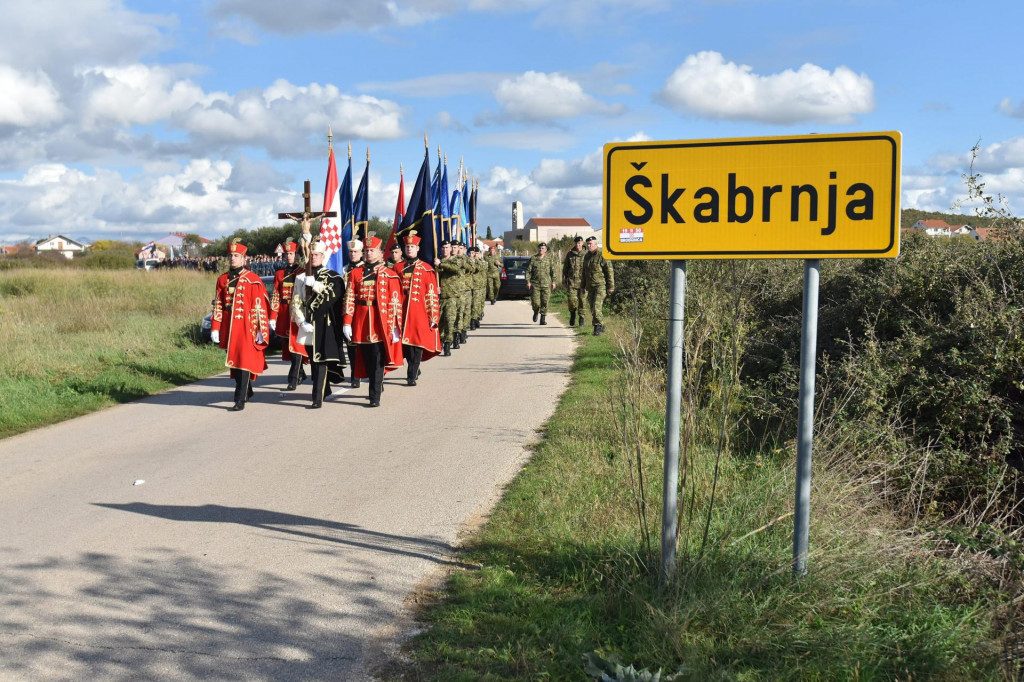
[393,259,441,359]
[343,263,404,378]
[211,269,270,377]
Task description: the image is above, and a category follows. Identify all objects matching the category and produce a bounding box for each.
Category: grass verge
[398,303,1004,680]
[0,268,228,439]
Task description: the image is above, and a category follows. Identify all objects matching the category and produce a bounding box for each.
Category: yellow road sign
[603,131,901,260]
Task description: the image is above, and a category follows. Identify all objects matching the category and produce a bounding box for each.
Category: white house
[35,235,87,259]
[504,217,593,244]
[910,219,952,237]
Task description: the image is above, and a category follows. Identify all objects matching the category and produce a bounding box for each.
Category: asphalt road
[0,299,574,681]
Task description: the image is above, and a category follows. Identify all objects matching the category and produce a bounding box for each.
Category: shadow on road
[91,503,475,568]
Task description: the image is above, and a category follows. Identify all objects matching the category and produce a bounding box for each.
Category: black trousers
[360,342,387,403]
[287,355,306,385]
[304,345,343,404]
[403,345,423,381]
[231,369,251,404]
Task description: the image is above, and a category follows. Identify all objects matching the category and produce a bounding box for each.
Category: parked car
[200,274,282,350]
[499,256,531,299]
[135,258,159,271]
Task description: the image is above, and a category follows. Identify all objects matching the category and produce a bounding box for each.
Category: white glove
[210,330,220,344]
[291,307,305,325]
[311,280,326,294]
[392,327,401,343]
[300,322,314,334]
[302,233,313,243]
[343,324,352,341]
[269,317,277,328]
[294,273,306,287]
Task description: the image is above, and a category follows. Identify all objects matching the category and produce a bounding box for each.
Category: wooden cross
[278,179,338,271]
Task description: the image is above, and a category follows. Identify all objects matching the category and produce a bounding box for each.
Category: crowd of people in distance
[208,234,613,411]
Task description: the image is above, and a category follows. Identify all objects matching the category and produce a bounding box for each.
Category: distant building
[504,217,593,244]
[35,235,87,259]
[910,219,953,237]
[156,232,213,256]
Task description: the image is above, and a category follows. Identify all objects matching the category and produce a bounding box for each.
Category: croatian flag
[319,146,343,273]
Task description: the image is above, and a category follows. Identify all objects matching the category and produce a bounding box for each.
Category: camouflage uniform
[562,246,586,326]
[436,253,463,351]
[485,252,502,303]
[471,253,488,326]
[454,251,472,341]
[581,245,614,334]
[526,249,557,322]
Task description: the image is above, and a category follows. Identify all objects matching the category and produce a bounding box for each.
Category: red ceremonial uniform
[211,268,270,377]
[393,258,442,359]
[271,265,308,360]
[343,262,404,378]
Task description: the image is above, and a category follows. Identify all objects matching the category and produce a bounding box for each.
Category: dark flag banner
[354,152,370,242]
[384,166,405,254]
[397,149,436,263]
[338,150,354,269]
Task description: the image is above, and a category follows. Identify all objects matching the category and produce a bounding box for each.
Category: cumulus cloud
[0,159,299,238]
[492,71,624,123]
[79,65,215,128]
[530,131,650,188]
[658,51,875,125]
[998,98,1024,118]
[475,130,576,151]
[209,0,461,34]
[0,67,64,127]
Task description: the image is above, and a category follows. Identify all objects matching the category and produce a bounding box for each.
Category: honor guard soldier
[386,243,404,269]
[343,235,404,407]
[581,235,615,335]
[295,240,346,408]
[394,235,441,385]
[210,239,271,411]
[526,242,557,325]
[434,239,460,355]
[562,236,586,328]
[270,239,309,390]
[342,238,365,387]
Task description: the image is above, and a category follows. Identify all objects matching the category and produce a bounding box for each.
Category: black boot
[579,315,585,328]
[443,341,451,356]
[594,324,604,336]
[569,311,576,327]
[452,336,461,350]
[533,310,539,322]
[461,330,468,344]
[490,298,495,305]
[540,314,547,325]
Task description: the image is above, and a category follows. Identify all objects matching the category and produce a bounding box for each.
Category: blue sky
[0,0,1021,245]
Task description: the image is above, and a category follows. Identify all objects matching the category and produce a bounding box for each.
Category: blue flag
[332,153,354,272]
[354,154,369,242]
[434,158,450,242]
[449,186,461,243]
[398,149,436,263]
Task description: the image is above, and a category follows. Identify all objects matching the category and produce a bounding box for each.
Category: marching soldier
[454,241,472,345]
[435,240,461,355]
[562,236,586,328]
[484,243,502,305]
[343,238,365,388]
[210,239,270,411]
[394,235,441,385]
[270,239,308,390]
[525,242,557,325]
[342,235,404,407]
[581,235,615,336]
[297,240,346,408]
[469,246,487,329]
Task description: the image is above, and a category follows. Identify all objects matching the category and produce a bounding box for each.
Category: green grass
[0,268,229,439]
[399,303,1005,681]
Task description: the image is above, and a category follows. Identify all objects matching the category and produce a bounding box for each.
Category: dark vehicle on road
[499,256,531,299]
[201,274,283,351]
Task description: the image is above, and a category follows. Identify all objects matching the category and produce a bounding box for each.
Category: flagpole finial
[400,162,403,175]
[444,153,447,165]
[366,147,370,163]
[347,142,352,159]
[424,133,428,150]
[327,125,333,149]
[437,145,441,160]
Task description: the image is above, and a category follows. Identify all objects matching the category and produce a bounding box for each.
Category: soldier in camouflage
[483,244,502,304]
[434,240,461,355]
[469,246,488,329]
[454,241,472,344]
[561,235,586,328]
[526,242,557,325]
[581,235,614,335]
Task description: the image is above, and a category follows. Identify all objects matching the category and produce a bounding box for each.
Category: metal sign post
[793,259,820,577]
[660,260,686,584]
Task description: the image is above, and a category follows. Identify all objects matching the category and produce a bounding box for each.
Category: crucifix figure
[278,179,338,274]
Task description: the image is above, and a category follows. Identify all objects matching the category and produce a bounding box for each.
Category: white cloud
[359,72,510,97]
[998,98,1024,118]
[209,0,461,34]
[475,130,576,151]
[493,71,623,123]
[0,160,298,238]
[80,65,216,128]
[0,67,64,127]
[658,51,875,125]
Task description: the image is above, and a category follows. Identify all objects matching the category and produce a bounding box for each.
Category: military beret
[585,236,597,243]
[538,242,548,248]
[440,239,451,246]
[390,243,403,251]
[574,236,583,242]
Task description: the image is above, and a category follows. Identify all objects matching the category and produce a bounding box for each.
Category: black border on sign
[603,134,900,258]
